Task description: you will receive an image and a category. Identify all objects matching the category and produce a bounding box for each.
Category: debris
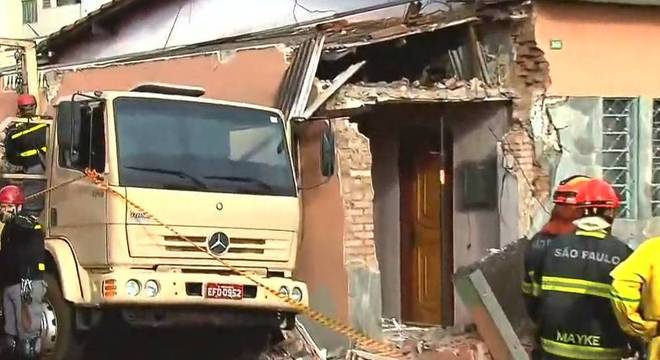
[325,78,512,112]
[348,319,495,359]
[261,321,328,360]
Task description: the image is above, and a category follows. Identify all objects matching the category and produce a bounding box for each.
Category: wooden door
[409,149,443,324]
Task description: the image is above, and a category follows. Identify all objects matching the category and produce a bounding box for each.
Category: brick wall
[334,119,378,268]
[504,11,553,235]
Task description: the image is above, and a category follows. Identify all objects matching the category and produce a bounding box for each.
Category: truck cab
[0,83,335,360]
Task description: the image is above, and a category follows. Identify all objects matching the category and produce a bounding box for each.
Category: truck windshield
[113,97,296,197]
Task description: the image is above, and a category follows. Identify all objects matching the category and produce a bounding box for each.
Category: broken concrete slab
[454,238,534,337]
[324,78,512,113]
[454,267,529,360]
[347,262,385,342]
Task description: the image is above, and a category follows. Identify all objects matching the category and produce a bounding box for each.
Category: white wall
[0,0,110,40]
[0,0,110,68]
[50,0,453,64]
[54,0,406,63]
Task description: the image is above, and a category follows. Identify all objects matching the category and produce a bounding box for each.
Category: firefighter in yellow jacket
[610,237,660,359]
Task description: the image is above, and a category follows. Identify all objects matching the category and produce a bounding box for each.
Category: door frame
[399,124,454,326]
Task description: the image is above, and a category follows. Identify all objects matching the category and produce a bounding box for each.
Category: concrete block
[347,263,384,342]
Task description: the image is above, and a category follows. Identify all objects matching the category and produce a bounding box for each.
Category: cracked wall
[334,119,384,341]
[479,7,552,238]
[526,0,660,243]
[528,97,660,249]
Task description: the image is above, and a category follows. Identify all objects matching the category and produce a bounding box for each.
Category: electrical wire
[163,3,184,49]
[292,0,336,23]
[298,173,333,191]
[488,127,551,215]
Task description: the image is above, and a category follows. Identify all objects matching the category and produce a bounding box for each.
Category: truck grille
[125,227,292,262]
[163,236,267,255]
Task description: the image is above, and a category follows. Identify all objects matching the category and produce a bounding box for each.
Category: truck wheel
[41,273,85,360]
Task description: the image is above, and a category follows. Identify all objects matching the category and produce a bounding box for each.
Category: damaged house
[2,0,660,357]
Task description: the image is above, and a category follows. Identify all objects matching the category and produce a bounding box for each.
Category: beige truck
[0,39,336,360]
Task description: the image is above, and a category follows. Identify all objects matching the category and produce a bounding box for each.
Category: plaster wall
[531,97,660,249]
[0,46,289,122]
[295,121,350,354]
[369,124,402,321]
[448,102,513,325]
[535,0,660,97]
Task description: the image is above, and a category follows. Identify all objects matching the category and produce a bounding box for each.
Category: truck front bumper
[86,268,308,314]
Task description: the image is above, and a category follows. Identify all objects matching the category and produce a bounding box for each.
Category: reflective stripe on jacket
[522,232,555,322]
[610,237,660,358]
[530,229,634,359]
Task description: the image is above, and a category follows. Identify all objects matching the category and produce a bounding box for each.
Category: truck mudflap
[87,269,308,313]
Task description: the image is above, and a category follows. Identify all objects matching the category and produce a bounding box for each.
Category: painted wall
[0,0,110,40]
[0,1,22,38]
[0,0,24,68]
[369,124,401,321]
[448,102,512,325]
[530,96,660,249]
[535,0,660,97]
[295,121,350,353]
[0,46,289,122]
[531,1,660,248]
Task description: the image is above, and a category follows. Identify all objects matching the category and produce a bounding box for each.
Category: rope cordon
[66,168,403,358]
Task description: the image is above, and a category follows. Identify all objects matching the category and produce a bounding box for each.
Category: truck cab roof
[53,83,285,119]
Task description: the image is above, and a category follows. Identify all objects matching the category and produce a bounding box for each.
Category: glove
[20,279,32,304]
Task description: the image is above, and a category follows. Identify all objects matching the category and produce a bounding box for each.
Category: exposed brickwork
[504,9,553,235]
[334,119,378,268]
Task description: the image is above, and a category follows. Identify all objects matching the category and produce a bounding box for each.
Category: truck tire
[42,272,85,360]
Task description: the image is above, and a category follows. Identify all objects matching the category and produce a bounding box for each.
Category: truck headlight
[291,287,303,303]
[144,280,160,297]
[278,286,289,298]
[126,280,141,297]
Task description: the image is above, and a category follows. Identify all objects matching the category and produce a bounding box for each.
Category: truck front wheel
[41,272,85,360]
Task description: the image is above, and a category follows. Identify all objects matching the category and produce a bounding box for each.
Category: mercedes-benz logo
[216,202,224,211]
[207,232,230,255]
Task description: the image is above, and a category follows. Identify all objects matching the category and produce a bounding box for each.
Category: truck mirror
[320,124,335,177]
[56,101,83,166]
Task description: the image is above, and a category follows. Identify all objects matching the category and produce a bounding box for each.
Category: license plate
[205,283,244,300]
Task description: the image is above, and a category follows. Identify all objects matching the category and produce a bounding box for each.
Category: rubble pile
[347,319,493,360]
[261,321,327,360]
[327,77,514,111]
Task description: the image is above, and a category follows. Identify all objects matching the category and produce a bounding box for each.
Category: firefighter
[0,185,46,359]
[528,177,634,359]
[15,95,36,119]
[522,175,591,359]
[610,235,660,359]
[3,94,47,218]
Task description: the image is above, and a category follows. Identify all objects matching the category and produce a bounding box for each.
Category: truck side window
[57,101,105,173]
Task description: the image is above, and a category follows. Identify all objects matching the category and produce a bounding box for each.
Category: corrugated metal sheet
[277,34,326,121]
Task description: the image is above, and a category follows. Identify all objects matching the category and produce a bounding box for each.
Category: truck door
[48,100,108,265]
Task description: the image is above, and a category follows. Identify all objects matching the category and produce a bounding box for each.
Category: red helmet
[0,185,25,205]
[574,178,620,209]
[17,94,36,107]
[553,175,591,205]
